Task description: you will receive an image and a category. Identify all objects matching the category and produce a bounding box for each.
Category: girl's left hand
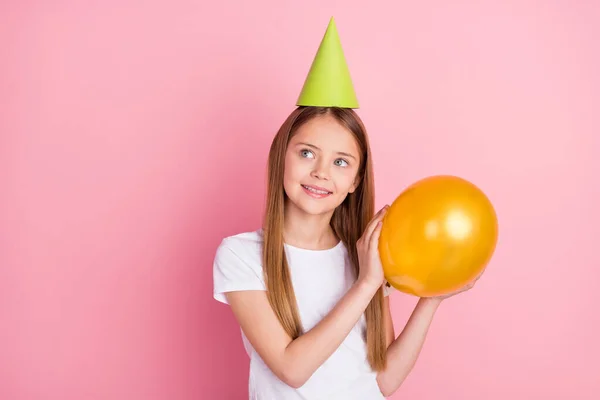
[429,268,486,301]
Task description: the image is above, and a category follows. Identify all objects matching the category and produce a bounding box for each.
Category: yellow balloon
[378,175,498,297]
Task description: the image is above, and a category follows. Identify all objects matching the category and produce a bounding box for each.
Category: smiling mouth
[301,184,333,196]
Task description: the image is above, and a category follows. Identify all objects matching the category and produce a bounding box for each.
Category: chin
[299,203,334,216]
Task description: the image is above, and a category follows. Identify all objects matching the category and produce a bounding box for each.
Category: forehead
[290,115,360,155]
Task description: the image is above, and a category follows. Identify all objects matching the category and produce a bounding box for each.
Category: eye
[300,149,315,159]
[334,158,349,167]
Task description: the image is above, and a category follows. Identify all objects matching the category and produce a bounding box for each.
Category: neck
[283,200,338,250]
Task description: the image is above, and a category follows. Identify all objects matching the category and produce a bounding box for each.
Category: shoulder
[219,229,263,252]
[216,229,264,266]
[213,229,266,304]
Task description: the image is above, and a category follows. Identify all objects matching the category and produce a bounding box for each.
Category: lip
[301,184,333,199]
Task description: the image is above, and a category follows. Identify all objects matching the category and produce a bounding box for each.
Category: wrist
[356,277,383,295]
[418,297,443,308]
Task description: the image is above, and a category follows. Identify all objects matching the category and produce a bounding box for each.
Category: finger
[360,213,381,246]
[363,206,388,243]
[474,269,486,281]
[368,220,384,251]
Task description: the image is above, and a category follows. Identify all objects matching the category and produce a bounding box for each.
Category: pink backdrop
[2,1,599,399]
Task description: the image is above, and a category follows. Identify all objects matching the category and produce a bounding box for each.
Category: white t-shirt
[213,229,392,400]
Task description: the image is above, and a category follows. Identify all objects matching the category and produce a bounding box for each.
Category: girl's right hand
[356,205,389,290]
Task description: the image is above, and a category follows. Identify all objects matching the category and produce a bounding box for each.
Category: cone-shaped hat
[296,17,359,108]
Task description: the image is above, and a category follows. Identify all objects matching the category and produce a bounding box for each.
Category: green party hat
[296,17,359,108]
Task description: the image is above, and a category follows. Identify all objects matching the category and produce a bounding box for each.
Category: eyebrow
[296,142,357,160]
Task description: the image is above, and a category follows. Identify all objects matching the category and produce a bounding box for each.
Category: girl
[212,106,478,399]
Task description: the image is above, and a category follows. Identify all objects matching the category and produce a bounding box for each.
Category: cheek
[335,169,359,191]
[283,154,305,185]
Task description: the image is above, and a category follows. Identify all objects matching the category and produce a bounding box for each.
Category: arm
[377,271,484,396]
[376,297,442,397]
[226,279,380,388]
[383,291,396,348]
[226,206,389,388]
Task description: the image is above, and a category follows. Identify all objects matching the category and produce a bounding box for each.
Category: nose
[311,159,330,180]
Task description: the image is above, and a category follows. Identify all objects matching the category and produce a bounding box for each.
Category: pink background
[2,1,599,399]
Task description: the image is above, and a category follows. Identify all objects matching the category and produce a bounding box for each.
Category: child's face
[283,115,361,217]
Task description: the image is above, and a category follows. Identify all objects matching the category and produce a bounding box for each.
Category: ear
[348,175,361,193]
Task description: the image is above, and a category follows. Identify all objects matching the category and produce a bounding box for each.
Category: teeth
[303,185,330,195]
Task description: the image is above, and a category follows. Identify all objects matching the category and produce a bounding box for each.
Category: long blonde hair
[262,106,387,371]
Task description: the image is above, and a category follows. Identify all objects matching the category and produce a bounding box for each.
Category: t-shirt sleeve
[213,239,266,304]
